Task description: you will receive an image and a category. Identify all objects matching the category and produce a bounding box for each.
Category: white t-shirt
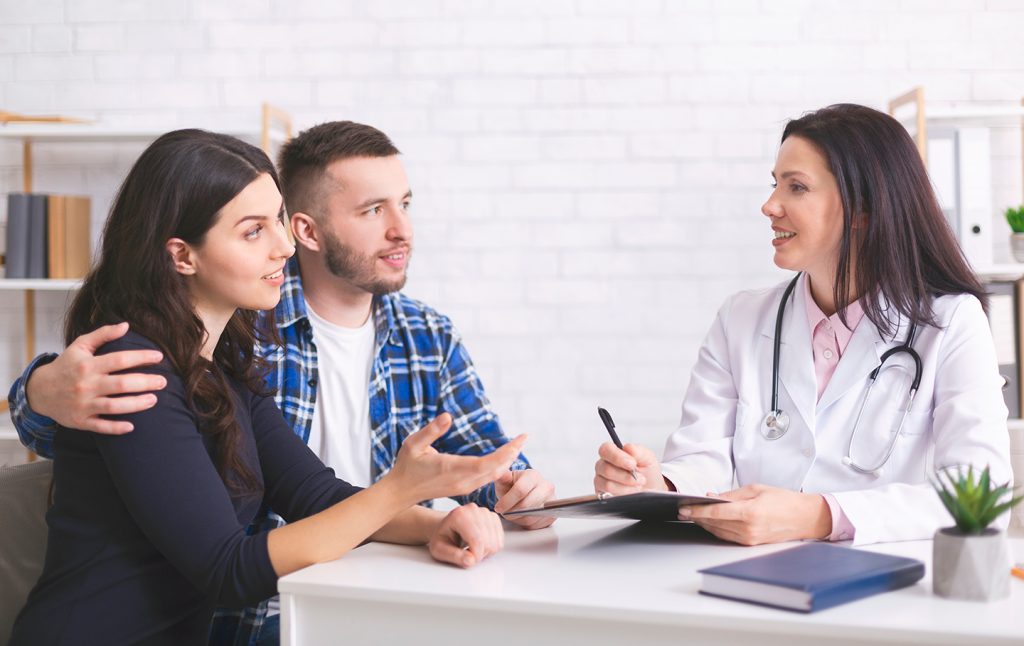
[303,300,376,488]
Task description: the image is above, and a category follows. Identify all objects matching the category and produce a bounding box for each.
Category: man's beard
[321,229,409,296]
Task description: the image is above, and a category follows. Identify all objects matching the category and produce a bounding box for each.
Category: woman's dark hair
[782,103,987,337]
[65,129,280,493]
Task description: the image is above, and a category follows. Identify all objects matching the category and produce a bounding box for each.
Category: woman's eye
[770,181,778,189]
[791,184,807,193]
[245,225,263,240]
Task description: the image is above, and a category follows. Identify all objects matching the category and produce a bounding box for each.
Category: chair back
[0,460,52,645]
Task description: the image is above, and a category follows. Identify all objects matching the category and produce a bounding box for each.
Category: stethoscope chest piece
[762,410,789,440]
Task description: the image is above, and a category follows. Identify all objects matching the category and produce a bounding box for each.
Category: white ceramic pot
[1010,233,1024,263]
[932,527,1012,601]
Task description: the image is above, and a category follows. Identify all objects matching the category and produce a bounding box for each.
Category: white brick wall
[1,1,1023,496]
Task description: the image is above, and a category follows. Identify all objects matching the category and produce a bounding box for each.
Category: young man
[9,121,555,644]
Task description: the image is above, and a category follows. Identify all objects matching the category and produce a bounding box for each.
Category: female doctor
[594,103,1013,546]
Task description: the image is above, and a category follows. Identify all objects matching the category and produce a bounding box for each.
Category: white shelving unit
[0,279,81,291]
[0,105,293,429]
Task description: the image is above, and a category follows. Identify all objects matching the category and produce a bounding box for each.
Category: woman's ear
[852,212,869,230]
[165,238,197,276]
[290,211,321,252]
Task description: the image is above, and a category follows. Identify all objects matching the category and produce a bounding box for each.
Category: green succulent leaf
[1007,206,1024,233]
[932,465,1023,535]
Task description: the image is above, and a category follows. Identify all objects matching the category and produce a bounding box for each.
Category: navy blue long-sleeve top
[10,332,361,645]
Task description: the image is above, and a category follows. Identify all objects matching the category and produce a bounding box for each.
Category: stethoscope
[761,274,922,476]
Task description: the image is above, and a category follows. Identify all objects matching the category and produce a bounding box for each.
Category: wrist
[377,471,423,510]
[808,493,833,540]
[24,362,54,417]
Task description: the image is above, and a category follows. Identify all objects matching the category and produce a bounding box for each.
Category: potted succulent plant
[932,465,1022,601]
[1005,205,1024,262]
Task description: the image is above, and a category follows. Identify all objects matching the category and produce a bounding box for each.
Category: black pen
[597,406,640,482]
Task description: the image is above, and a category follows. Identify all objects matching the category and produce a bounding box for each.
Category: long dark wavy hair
[65,129,279,493]
[782,103,987,336]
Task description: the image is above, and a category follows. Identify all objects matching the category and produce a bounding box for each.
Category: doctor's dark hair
[782,103,986,337]
[65,129,279,494]
[277,120,400,221]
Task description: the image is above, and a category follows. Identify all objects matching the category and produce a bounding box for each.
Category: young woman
[10,130,525,645]
[594,104,1013,546]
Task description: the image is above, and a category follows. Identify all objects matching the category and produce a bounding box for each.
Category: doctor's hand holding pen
[593,442,673,495]
[594,442,834,546]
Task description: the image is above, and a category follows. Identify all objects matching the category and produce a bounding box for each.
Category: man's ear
[290,211,321,252]
[166,238,197,276]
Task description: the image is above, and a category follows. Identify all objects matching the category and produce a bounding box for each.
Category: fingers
[513,514,556,530]
[623,443,658,468]
[593,473,644,496]
[594,455,646,489]
[74,322,131,352]
[494,469,515,497]
[80,417,136,435]
[91,393,159,417]
[403,413,453,451]
[430,505,504,568]
[714,485,761,502]
[597,441,638,472]
[494,469,555,515]
[476,434,528,479]
[93,350,165,380]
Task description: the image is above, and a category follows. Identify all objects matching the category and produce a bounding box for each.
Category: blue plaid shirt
[9,255,527,645]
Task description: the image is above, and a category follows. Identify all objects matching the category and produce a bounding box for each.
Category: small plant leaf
[933,465,1023,534]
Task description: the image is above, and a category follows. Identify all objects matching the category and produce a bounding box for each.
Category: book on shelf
[5,192,91,280]
[5,194,30,279]
[986,280,1020,418]
[698,543,925,613]
[27,194,47,279]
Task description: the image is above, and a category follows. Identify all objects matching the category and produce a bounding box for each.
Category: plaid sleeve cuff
[8,352,60,457]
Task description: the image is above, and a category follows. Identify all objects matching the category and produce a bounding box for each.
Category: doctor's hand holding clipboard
[595,419,833,546]
[594,104,1013,548]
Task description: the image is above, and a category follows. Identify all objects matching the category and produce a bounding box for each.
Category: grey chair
[0,460,52,645]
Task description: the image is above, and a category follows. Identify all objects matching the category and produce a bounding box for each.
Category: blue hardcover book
[698,543,925,613]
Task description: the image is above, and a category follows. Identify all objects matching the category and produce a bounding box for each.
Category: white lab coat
[662,274,1013,545]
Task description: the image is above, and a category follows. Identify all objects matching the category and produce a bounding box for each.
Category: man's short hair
[277,121,400,218]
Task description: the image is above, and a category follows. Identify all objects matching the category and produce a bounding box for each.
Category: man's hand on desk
[26,322,166,434]
[494,468,557,530]
[677,484,832,546]
[593,442,672,495]
[427,503,504,568]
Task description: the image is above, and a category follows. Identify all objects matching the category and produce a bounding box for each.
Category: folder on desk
[502,490,725,521]
[698,543,925,613]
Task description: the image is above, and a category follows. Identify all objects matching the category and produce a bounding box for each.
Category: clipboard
[502,490,727,522]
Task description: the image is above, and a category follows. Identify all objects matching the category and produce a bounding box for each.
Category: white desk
[279,519,1024,646]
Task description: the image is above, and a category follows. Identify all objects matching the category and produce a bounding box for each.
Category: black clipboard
[502,490,726,522]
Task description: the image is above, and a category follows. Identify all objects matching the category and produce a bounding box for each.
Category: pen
[598,406,640,482]
[1013,563,1024,581]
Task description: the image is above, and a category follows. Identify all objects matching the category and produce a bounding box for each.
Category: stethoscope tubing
[763,273,923,476]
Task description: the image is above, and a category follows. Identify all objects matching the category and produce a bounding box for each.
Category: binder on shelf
[698,543,925,613]
[64,196,91,278]
[985,280,1020,418]
[26,194,47,279]
[1017,279,1024,417]
[926,127,994,271]
[5,193,30,279]
[47,194,66,279]
[47,195,91,279]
